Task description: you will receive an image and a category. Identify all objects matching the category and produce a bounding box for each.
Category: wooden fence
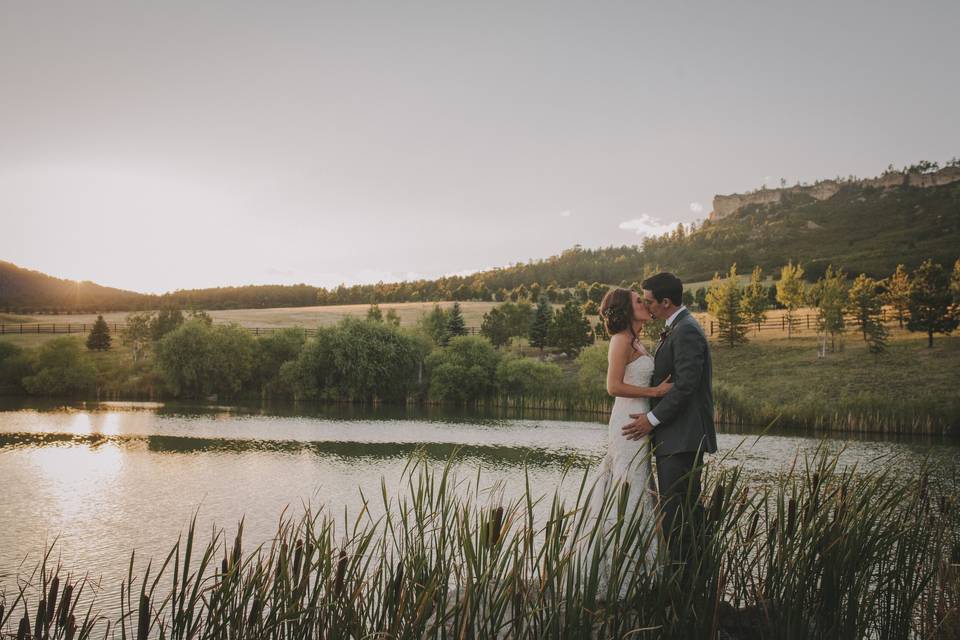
[704,309,901,337]
[0,323,482,337]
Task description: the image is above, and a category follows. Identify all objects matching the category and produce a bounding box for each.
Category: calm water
[1,399,957,617]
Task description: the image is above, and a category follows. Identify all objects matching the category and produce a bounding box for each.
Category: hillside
[3,166,958,312]
[0,261,155,312]
[641,179,960,282]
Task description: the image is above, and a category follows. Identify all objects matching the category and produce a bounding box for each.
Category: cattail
[247,596,262,627]
[57,584,73,629]
[293,540,303,583]
[746,511,760,540]
[17,613,29,640]
[136,593,150,640]
[34,599,45,639]
[393,563,404,601]
[334,550,348,597]
[490,506,504,547]
[46,577,59,629]
[65,615,77,640]
[709,485,725,524]
[787,498,797,539]
[221,557,229,576]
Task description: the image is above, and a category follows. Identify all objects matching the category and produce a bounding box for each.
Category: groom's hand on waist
[623,413,654,440]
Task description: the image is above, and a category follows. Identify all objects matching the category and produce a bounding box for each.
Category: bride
[566,287,672,598]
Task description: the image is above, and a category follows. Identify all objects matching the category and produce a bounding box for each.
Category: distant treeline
[4,175,958,313]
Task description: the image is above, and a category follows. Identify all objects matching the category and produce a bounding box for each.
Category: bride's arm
[605,334,672,399]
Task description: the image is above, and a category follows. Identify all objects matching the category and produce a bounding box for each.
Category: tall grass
[1,448,957,639]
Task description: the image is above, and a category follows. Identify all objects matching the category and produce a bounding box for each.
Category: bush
[287,318,429,402]
[155,320,256,399]
[426,335,500,402]
[0,341,31,393]
[575,342,609,402]
[253,328,307,396]
[495,355,564,398]
[21,338,97,396]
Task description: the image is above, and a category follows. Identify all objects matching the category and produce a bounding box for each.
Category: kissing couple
[567,272,718,595]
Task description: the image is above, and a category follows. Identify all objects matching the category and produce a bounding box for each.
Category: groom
[622,272,717,566]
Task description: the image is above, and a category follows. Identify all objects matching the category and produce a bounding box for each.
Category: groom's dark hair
[641,272,683,307]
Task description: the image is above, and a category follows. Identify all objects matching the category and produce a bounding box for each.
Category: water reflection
[0,398,956,623]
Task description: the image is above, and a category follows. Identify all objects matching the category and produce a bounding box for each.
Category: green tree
[384,308,401,327]
[682,290,695,308]
[151,308,185,341]
[741,266,769,331]
[529,297,553,351]
[120,311,154,363]
[951,258,960,306]
[495,355,564,400]
[501,301,534,343]
[706,265,749,347]
[426,335,500,402]
[574,281,589,303]
[86,314,112,351]
[447,302,468,340]
[22,338,97,396]
[907,260,959,348]
[0,342,31,393]
[547,300,593,356]
[847,274,884,342]
[155,320,256,399]
[418,304,450,346]
[809,266,847,354]
[575,343,608,403]
[882,264,911,329]
[286,319,426,401]
[582,300,599,316]
[480,306,512,348]
[253,328,306,396]
[366,303,383,322]
[587,282,607,304]
[776,260,806,338]
[695,287,708,312]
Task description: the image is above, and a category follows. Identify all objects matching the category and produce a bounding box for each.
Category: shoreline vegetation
[0,449,957,639]
[1,308,958,437]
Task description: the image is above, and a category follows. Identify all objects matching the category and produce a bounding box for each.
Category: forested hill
[0,261,154,313]
[3,178,958,312]
[640,179,960,283]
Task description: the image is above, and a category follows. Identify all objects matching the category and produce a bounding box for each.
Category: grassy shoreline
[0,450,957,639]
[2,324,958,437]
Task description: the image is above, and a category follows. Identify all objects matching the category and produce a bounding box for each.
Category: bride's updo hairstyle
[599,288,636,338]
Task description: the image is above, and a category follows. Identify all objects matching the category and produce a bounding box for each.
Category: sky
[2,1,958,294]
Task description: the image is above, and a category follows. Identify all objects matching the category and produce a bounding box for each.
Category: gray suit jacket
[650,309,718,456]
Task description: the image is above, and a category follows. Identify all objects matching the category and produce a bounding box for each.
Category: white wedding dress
[567,353,663,598]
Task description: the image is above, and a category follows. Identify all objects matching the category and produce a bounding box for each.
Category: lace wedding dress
[567,353,663,598]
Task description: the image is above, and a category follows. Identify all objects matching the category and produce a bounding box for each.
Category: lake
[1,399,957,619]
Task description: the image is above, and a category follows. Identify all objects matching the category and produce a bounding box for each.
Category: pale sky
[2,1,958,293]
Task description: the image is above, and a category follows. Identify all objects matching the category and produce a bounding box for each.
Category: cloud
[559,210,572,217]
[618,214,676,237]
[689,202,704,214]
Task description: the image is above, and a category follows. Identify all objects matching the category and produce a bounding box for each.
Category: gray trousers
[655,450,705,567]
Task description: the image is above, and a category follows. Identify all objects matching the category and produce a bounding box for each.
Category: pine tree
[741,265,769,331]
[809,266,847,354]
[952,258,960,306]
[384,308,401,327]
[706,265,748,347]
[447,302,468,339]
[529,297,553,351]
[582,300,599,316]
[480,307,512,348]
[86,314,112,351]
[882,264,911,329]
[547,300,593,356]
[776,260,806,338]
[864,315,889,356]
[847,274,884,342]
[907,260,959,348]
[366,303,383,322]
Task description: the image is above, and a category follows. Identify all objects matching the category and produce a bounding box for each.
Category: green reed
[1,447,957,639]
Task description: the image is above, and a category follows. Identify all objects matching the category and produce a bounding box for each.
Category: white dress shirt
[646,306,686,427]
